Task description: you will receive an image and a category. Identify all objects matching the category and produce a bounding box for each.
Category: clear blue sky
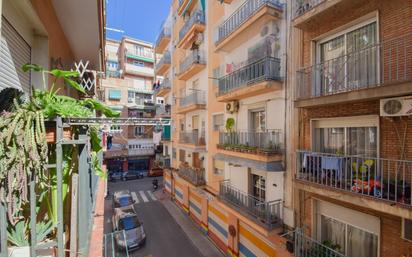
[106,0,171,43]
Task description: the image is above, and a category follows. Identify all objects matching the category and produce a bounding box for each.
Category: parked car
[148,167,163,177]
[109,171,123,182]
[122,170,144,181]
[112,206,146,251]
[112,190,135,208]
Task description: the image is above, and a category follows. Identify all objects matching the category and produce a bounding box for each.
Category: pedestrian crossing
[128,190,157,204]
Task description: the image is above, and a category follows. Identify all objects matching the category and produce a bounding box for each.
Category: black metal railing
[156,104,171,117]
[154,78,171,95]
[179,50,206,75]
[180,90,206,107]
[155,26,171,48]
[179,10,205,43]
[216,0,283,44]
[296,150,412,207]
[218,129,283,154]
[177,164,206,186]
[292,0,325,19]
[179,130,206,146]
[296,33,412,99]
[155,51,171,71]
[219,180,282,229]
[294,228,347,257]
[218,57,281,96]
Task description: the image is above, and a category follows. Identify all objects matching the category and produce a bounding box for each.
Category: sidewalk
[154,190,225,257]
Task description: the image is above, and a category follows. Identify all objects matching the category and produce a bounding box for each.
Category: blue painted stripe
[239,243,257,257]
[165,181,171,189]
[189,201,201,215]
[175,189,183,199]
[208,217,228,238]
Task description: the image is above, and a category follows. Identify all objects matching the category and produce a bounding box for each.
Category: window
[133,60,144,67]
[250,109,266,131]
[316,22,377,95]
[172,148,177,159]
[179,149,186,162]
[134,126,144,136]
[213,159,224,175]
[107,61,118,69]
[110,125,121,133]
[128,90,135,103]
[134,45,144,56]
[312,116,378,157]
[108,89,121,100]
[213,113,224,131]
[251,174,265,202]
[402,218,412,242]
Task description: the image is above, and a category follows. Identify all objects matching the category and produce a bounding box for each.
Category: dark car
[121,170,144,181]
[109,171,123,182]
[112,206,146,251]
[112,190,135,208]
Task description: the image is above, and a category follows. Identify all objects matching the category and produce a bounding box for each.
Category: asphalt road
[103,176,204,257]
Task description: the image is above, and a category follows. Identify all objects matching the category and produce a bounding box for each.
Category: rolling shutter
[0,16,31,93]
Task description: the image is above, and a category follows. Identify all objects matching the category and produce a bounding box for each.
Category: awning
[213,153,284,172]
[126,54,154,63]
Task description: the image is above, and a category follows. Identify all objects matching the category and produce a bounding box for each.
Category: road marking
[131,192,139,203]
[139,191,149,202]
[147,191,157,201]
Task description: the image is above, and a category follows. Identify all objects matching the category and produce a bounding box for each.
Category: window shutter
[0,16,31,93]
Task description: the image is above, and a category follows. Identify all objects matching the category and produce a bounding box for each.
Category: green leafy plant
[7,220,54,247]
[225,118,235,132]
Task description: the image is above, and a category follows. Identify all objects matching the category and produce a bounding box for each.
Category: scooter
[152,179,159,191]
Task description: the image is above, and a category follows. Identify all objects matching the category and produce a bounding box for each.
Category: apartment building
[102,37,158,172]
[0,0,105,96]
[289,0,412,256]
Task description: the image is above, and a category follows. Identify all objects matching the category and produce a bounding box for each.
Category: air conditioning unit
[380,96,412,117]
[226,101,239,113]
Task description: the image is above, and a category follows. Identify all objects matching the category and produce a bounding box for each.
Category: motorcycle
[152,179,159,191]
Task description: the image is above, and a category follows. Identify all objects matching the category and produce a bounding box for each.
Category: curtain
[320,215,346,254]
[347,224,378,257]
[314,128,345,154]
[347,127,377,157]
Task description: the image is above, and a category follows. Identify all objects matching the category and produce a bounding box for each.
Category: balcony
[128,147,155,156]
[155,26,171,54]
[296,150,412,209]
[177,164,206,186]
[124,63,154,77]
[293,228,346,257]
[215,0,283,52]
[178,10,206,49]
[155,51,171,76]
[158,155,171,168]
[177,0,197,16]
[156,104,171,118]
[217,57,282,102]
[219,181,282,229]
[177,50,206,81]
[295,34,412,107]
[179,131,206,147]
[217,129,283,162]
[177,90,206,114]
[154,78,171,97]
[126,49,154,63]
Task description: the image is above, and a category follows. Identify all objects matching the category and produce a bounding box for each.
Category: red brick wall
[300,191,412,257]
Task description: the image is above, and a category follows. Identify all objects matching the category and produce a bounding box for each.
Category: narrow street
[103,177,213,257]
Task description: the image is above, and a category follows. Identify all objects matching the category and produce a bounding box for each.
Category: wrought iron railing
[218,129,283,154]
[296,150,412,207]
[218,57,281,96]
[179,50,206,75]
[180,90,206,107]
[294,228,347,257]
[155,51,171,71]
[156,104,171,117]
[179,130,206,146]
[296,33,412,99]
[219,180,282,229]
[179,10,205,42]
[215,0,283,44]
[292,0,325,19]
[154,78,171,95]
[155,26,171,47]
[177,164,206,186]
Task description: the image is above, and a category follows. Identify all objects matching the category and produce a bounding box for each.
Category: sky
[106,0,171,43]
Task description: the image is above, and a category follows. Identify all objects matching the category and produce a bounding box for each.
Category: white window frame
[310,115,380,157]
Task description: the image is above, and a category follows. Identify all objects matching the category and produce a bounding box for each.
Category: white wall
[225,163,249,193]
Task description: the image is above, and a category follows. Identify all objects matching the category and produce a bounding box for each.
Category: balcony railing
[177,164,206,186]
[296,33,412,100]
[180,90,206,107]
[158,155,171,168]
[155,26,171,47]
[179,130,206,146]
[154,78,171,95]
[296,150,412,208]
[292,0,325,19]
[179,50,206,75]
[179,10,205,43]
[294,228,346,257]
[215,0,283,44]
[155,51,171,71]
[156,104,171,117]
[219,181,282,229]
[218,57,281,96]
[126,49,154,60]
[218,129,283,154]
